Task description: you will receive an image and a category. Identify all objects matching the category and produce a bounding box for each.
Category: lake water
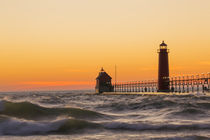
[0,90,210,140]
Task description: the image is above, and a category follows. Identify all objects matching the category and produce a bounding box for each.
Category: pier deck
[100,92,208,96]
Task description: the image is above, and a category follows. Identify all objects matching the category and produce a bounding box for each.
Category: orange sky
[0,0,210,91]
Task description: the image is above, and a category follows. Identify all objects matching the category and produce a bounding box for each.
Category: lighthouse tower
[158,41,170,92]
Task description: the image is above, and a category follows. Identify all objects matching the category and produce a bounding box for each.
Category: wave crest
[103,122,210,131]
[0,100,103,120]
[0,118,99,135]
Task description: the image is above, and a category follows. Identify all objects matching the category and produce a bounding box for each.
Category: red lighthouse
[158,41,170,92]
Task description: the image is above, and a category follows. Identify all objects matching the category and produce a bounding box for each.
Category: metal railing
[113,73,210,93]
[114,80,158,92]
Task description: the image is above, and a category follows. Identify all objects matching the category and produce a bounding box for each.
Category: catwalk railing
[114,73,210,93]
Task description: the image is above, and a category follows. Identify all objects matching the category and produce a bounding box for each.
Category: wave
[103,122,210,131]
[0,100,104,120]
[197,102,210,109]
[176,107,204,115]
[0,118,99,135]
[168,107,206,118]
[96,97,178,112]
[152,135,210,140]
[1,118,210,135]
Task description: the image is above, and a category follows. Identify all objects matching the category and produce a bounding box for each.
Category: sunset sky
[0,0,210,91]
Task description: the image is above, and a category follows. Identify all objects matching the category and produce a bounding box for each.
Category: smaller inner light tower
[95,68,114,93]
[158,41,170,92]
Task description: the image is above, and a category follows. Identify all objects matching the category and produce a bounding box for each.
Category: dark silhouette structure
[158,41,170,92]
[95,41,210,93]
[95,68,114,93]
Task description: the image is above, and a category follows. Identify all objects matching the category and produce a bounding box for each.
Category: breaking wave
[0,100,104,120]
[0,118,99,135]
[1,117,210,135]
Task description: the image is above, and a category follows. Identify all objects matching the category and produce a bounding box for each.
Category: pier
[114,73,210,93]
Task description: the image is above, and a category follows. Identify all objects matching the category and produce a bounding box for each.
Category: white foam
[0,118,67,135]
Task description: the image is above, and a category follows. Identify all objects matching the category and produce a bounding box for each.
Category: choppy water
[0,91,210,140]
